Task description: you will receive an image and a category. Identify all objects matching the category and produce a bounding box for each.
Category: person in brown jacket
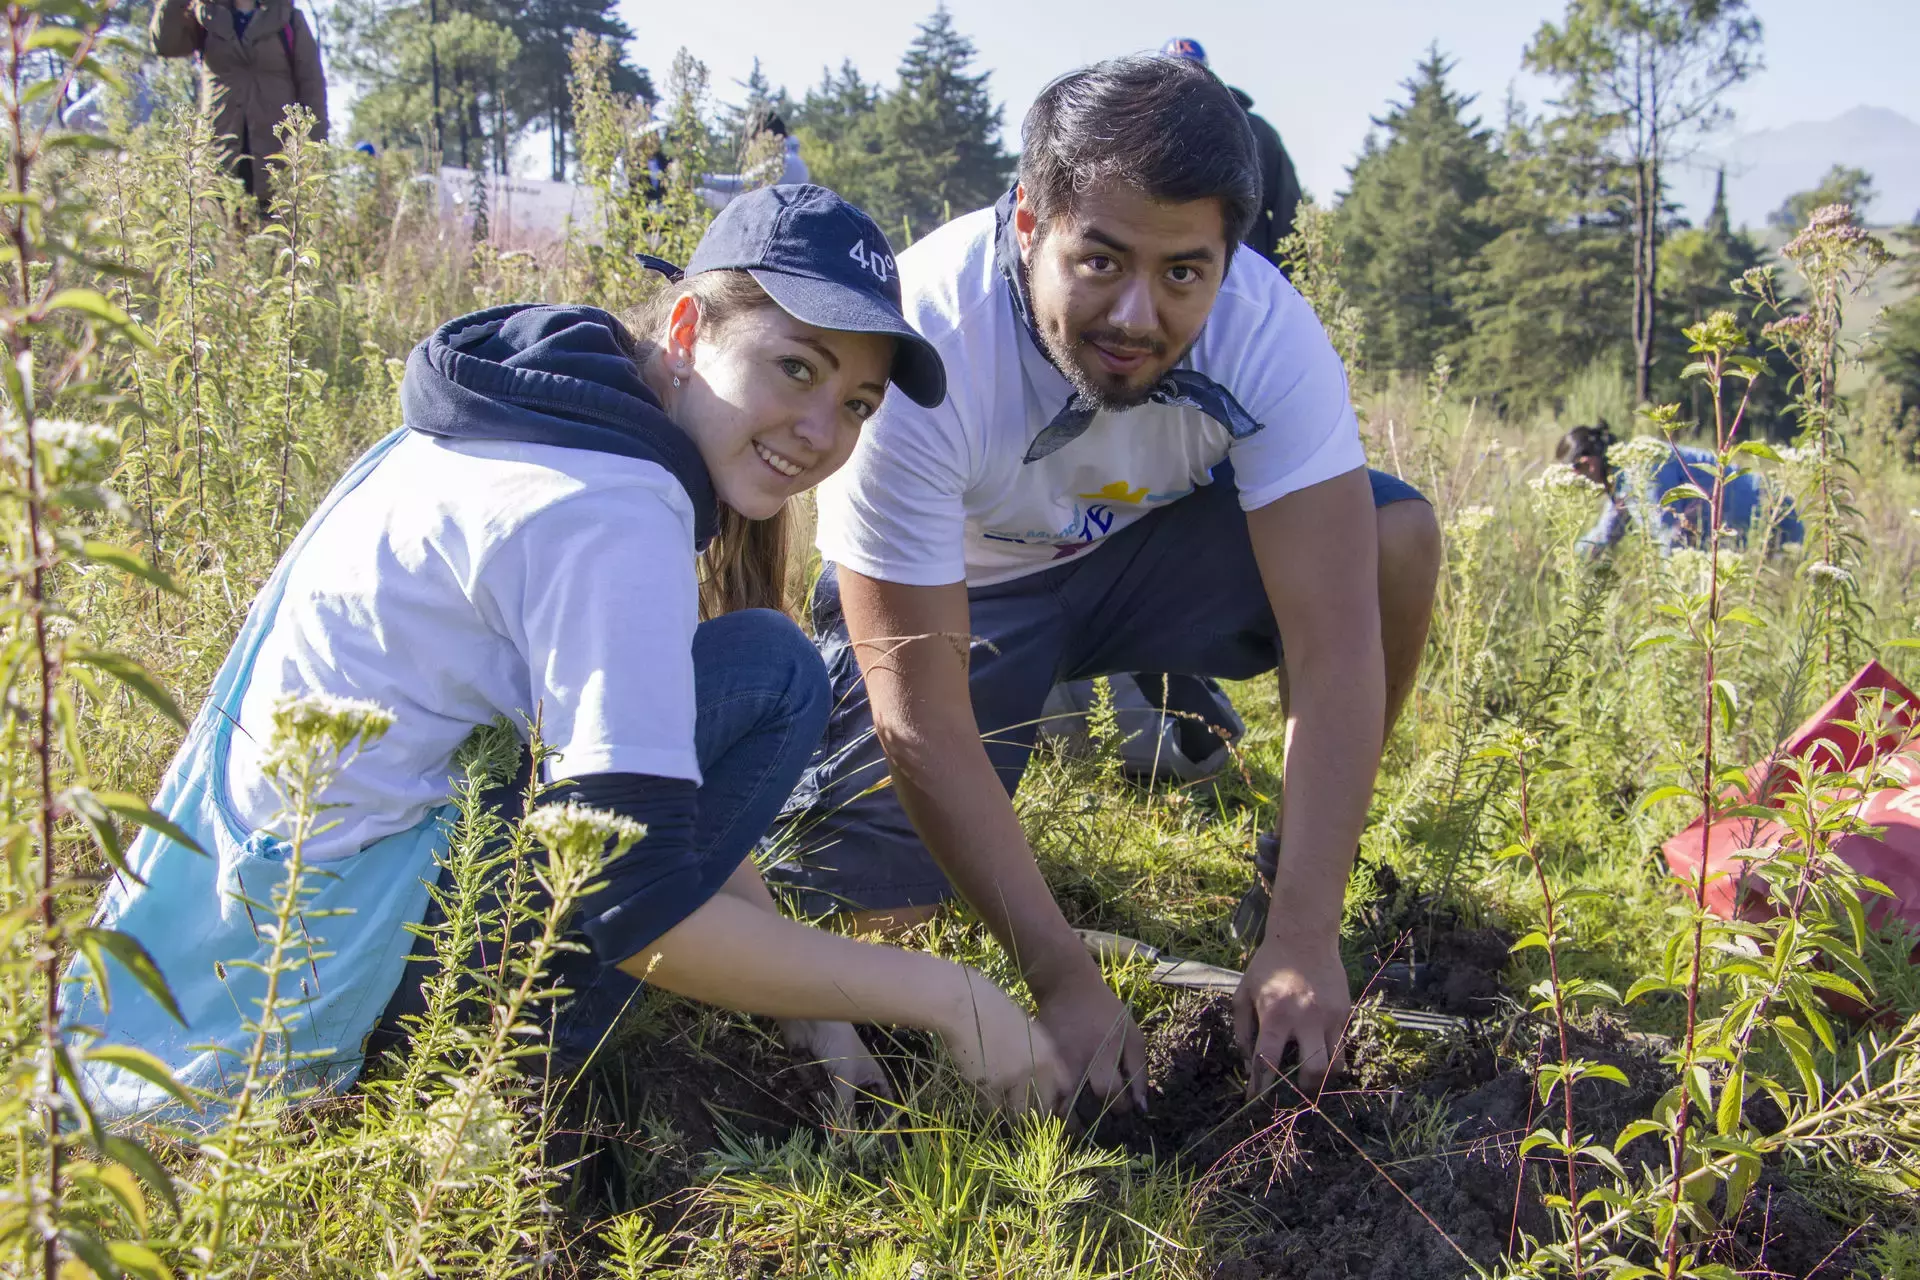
[151,0,329,209]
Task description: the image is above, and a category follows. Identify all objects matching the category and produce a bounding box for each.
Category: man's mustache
[1077,328,1165,359]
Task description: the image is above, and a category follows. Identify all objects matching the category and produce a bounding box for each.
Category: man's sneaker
[1229,832,1280,947]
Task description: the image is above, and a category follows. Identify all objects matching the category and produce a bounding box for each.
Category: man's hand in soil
[1234,933,1351,1099]
[1036,968,1148,1112]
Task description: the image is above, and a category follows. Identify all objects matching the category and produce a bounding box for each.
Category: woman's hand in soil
[1035,972,1149,1112]
[1235,935,1352,1099]
[938,974,1070,1114]
[779,1018,891,1109]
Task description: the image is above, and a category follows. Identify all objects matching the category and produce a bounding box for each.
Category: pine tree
[331,0,651,179]
[507,0,651,181]
[333,1,521,170]
[793,61,885,211]
[1769,164,1877,230]
[874,5,1009,237]
[784,9,1008,243]
[1660,169,1772,423]
[1458,103,1636,410]
[1525,0,1762,404]
[1663,171,1759,326]
[714,59,798,177]
[1336,48,1498,381]
[794,60,879,151]
[1871,225,1920,424]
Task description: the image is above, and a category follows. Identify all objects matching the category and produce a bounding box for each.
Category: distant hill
[1673,106,1920,231]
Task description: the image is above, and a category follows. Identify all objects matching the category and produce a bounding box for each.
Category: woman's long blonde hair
[627,270,793,621]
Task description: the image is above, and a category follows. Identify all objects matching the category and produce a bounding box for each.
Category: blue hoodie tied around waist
[402,302,720,550]
[68,304,719,1124]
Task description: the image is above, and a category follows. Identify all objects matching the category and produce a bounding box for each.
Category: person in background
[1161,37,1302,266]
[1557,422,1805,554]
[151,0,328,213]
[701,110,810,212]
[69,186,1063,1123]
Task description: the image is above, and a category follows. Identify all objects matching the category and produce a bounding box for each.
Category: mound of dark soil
[1091,992,1875,1280]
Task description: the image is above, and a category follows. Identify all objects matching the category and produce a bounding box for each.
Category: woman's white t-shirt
[225,432,702,860]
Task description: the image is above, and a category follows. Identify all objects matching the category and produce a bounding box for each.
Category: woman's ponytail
[699,503,792,619]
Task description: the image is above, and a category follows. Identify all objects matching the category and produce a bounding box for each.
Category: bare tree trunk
[1633,157,1654,405]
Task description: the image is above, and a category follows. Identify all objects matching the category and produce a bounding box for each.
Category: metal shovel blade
[1077,929,1245,992]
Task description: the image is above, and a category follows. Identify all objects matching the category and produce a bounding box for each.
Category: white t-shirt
[226,433,702,860]
[814,205,1367,588]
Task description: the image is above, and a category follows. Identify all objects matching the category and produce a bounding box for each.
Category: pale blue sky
[614,0,1920,221]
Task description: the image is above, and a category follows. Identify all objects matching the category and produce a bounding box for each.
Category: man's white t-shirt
[814,204,1367,588]
[226,433,702,860]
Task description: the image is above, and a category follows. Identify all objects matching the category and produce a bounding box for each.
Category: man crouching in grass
[769,54,1442,1109]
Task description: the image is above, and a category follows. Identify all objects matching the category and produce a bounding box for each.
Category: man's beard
[1040,322,1170,412]
[1021,259,1171,412]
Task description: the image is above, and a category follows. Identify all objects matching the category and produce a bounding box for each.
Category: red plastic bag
[1661,661,1920,932]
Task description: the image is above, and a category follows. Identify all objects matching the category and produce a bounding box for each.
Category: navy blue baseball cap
[644,184,946,408]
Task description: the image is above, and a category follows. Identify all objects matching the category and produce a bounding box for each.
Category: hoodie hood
[401,304,719,550]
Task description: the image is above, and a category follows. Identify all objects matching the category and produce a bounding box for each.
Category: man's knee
[1378,499,1442,618]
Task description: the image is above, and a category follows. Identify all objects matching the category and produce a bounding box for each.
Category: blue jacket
[1579,442,1804,553]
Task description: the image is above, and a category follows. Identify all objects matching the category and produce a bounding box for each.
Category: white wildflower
[1807,561,1854,587]
[1773,444,1819,468]
[272,693,394,748]
[260,693,395,777]
[421,1076,518,1174]
[523,801,645,854]
[1529,464,1602,494]
[1607,435,1673,473]
[1663,547,1711,590]
[2,417,118,480]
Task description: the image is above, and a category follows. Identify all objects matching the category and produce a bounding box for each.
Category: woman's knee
[692,608,830,736]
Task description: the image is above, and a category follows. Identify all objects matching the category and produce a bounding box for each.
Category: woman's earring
[672,374,681,389]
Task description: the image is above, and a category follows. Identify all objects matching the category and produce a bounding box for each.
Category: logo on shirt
[1078,481,1148,505]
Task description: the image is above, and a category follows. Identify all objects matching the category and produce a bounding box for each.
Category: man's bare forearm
[1245,469,1387,948]
[1271,649,1383,943]
[836,568,1101,999]
[884,728,1094,997]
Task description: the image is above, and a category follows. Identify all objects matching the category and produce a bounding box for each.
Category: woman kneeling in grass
[70,186,1063,1120]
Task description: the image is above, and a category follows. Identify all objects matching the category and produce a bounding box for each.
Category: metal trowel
[1074,929,1475,1034]
[1075,929,1244,993]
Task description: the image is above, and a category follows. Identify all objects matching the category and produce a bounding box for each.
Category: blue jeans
[766,466,1428,916]
[374,608,828,1069]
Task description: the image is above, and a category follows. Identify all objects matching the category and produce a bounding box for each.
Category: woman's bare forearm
[619,893,992,1033]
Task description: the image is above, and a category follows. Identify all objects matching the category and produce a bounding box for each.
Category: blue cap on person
[1160,37,1208,66]
[664,184,947,407]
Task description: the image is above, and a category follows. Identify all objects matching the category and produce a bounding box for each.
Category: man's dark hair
[1018,54,1260,255]
[1555,421,1615,464]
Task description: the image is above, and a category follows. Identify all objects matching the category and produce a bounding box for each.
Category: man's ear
[1013,183,1039,255]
